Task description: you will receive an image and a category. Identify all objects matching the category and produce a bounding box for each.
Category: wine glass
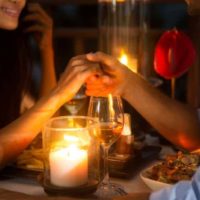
[88,95,126,199]
[64,86,87,115]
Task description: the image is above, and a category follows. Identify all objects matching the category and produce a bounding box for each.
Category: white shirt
[150,168,200,200]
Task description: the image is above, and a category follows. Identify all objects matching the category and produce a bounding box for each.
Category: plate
[140,151,200,191]
[140,166,172,191]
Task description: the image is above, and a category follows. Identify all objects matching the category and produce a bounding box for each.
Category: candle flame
[118,50,138,73]
[119,54,128,66]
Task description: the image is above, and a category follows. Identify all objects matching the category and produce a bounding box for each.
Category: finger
[60,66,100,98]
[86,76,103,86]
[27,3,51,22]
[24,24,45,33]
[87,86,114,96]
[86,81,112,92]
[65,61,102,79]
[86,75,113,85]
[69,59,89,68]
[86,84,105,91]
[23,14,50,27]
[86,89,111,97]
[86,75,99,83]
[60,64,101,85]
[67,55,88,66]
[86,52,119,70]
[101,76,114,84]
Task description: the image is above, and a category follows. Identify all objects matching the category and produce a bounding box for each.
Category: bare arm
[86,52,200,151]
[123,74,200,151]
[24,3,56,96]
[0,55,99,169]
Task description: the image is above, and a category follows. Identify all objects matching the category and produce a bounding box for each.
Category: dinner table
[0,167,151,200]
[0,143,174,200]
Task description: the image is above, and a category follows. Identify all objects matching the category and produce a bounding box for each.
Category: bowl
[140,166,172,191]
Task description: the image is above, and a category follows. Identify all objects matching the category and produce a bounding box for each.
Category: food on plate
[16,134,43,170]
[145,151,200,184]
[16,148,44,170]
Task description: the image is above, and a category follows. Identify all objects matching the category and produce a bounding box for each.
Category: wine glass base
[95,182,127,199]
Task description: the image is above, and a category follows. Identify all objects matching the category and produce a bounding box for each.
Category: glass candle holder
[42,116,101,196]
[99,0,142,73]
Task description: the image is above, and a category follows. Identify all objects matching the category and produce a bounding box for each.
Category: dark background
[31,0,192,143]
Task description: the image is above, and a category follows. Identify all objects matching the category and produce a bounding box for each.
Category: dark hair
[0,4,33,128]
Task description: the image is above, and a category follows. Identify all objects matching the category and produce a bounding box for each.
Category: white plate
[140,166,172,191]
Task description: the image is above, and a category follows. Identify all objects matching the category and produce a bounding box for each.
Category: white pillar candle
[49,145,88,187]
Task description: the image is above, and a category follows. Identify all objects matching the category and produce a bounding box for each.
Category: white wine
[95,122,123,145]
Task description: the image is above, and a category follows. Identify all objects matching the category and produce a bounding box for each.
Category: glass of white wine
[88,95,126,199]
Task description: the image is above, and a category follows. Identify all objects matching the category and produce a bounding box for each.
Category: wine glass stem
[103,145,110,184]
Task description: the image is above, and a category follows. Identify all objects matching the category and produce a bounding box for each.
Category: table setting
[0,0,199,199]
[0,93,163,200]
[0,112,199,200]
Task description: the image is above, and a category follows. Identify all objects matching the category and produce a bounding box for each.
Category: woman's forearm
[0,90,61,168]
[0,54,100,169]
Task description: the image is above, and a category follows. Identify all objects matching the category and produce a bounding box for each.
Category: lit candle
[49,144,88,187]
[121,113,131,136]
[118,50,138,73]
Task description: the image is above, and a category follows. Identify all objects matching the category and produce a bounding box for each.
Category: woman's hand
[53,55,100,106]
[85,52,135,97]
[23,3,53,50]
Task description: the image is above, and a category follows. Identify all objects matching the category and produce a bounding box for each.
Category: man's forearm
[123,74,200,150]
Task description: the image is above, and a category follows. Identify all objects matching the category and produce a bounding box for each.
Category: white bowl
[140,167,172,191]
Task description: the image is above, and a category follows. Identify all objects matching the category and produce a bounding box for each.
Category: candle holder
[99,0,142,73]
[42,116,101,196]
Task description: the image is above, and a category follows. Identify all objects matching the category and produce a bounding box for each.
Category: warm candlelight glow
[119,54,128,66]
[121,113,131,136]
[49,136,88,187]
[64,135,79,143]
[118,50,138,73]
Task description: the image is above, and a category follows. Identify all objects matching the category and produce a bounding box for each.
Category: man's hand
[85,52,135,98]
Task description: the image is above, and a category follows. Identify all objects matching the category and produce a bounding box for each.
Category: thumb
[86,52,117,71]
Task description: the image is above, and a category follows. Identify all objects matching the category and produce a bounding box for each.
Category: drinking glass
[64,86,87,115]
[88,95,126,199]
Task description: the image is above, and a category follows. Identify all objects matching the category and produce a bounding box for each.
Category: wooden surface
[0,188,150,200]
[0,188,87,200]
[113,193,150,200]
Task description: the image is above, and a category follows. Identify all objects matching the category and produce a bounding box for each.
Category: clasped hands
[62,52,134,99]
